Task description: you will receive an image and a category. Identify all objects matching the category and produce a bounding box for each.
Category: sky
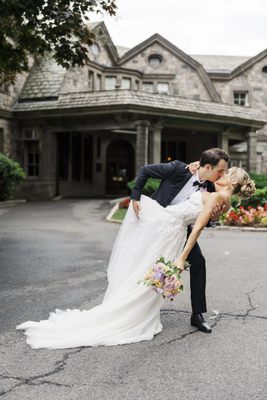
[91,0,267,56]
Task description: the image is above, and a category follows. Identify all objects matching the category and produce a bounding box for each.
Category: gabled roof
[207,49,267,79]
[117,33,221,102]
[89,21,120,64]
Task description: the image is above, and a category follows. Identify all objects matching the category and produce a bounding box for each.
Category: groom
[131,147,229,333]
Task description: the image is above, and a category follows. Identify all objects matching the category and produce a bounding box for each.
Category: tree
[0,0,117,85]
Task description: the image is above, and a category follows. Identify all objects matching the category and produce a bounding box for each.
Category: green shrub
[127,178,160,196]
[0,153,25,200]
[231,186,267,208]
[249,172,267,189]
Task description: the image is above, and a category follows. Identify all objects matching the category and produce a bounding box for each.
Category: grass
[111,207,127,222]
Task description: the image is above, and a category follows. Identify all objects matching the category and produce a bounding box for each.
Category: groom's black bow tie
[193,180,208,190]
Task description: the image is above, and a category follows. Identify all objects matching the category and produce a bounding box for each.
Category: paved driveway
[0,200,266,400]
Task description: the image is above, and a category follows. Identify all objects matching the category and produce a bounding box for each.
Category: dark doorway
[106,139,134,195]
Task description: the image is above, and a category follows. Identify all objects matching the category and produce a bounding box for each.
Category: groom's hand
[132,200,141,218]
[211,203,226,221]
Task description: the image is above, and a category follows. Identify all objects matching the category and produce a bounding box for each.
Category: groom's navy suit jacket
[131,160,215,207]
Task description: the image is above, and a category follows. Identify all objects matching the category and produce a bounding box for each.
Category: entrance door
[106,139,134,195]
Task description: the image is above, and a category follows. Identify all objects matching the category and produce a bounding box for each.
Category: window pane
[143,82,153,92]
[28,153,34,164]
[28,166,35,176]
[122,78,131,89]
[157,83,169,94]
[88,70,94,90]
[95,74,101,91]
[105,76,117,90]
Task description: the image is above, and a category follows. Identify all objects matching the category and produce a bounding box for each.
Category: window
[157,82,169,95]
[233,91,249,106]
[121,77,131,89]
[26,142,39,177]
[88,70,94,91]
[148,54,163,67]
[143,82,154,92]
[91,43,100,55]
[262,66,267,74]
[95,74,102,91]
[105,76,117,90]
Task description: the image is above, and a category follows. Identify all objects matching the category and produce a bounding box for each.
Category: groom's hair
[200,148,230,166]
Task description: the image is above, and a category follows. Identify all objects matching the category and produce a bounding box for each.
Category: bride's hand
[132,200,141,218]
[186,161,200,175]
[174,256,186,271]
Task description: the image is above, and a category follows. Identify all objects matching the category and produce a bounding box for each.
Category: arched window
[148,54,163,67]
[262,66,267,74]
[91,43,100,55]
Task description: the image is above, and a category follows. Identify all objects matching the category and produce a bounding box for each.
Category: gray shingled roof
[13,89,265,126]
[190,54,250,73]
[20,55,67,100]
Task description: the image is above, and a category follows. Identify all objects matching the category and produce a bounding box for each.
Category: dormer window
[262,66,267,74]
[233,91,249,106]
[91,43,100,55]
[148,54,163,68]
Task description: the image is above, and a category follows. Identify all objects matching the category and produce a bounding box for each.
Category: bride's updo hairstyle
[228,167,256,199]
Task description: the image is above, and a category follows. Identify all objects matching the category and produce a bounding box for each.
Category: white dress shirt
[170,171,206,205]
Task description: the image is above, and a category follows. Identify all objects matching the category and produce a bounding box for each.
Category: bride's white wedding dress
[16,191,203,349]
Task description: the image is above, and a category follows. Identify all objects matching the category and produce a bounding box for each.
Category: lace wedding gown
[16,192,203,349]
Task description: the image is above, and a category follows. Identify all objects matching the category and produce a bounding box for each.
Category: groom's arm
[131,160,185,201]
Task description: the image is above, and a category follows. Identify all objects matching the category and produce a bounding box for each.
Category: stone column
[217,131,229,153]
[149,123,162,164]
[135,120,150,174]
[246,130,258,172]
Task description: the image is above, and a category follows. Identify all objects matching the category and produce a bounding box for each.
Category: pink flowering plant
[220,204,267,227]
[138,257,190,301]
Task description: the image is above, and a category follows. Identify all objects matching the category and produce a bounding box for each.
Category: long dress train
[16,192,203,349]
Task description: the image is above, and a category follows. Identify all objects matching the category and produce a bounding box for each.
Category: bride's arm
[176,193,222,268]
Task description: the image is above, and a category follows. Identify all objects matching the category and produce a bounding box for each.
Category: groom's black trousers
[186,227,207,314]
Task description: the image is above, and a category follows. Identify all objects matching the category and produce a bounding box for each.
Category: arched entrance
[106,139,135,195]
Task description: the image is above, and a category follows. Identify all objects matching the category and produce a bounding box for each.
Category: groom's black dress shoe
[191,313,212,333]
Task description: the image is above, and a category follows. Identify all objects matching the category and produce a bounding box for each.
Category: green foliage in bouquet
[127,178,160,196]
[0,153,25,200]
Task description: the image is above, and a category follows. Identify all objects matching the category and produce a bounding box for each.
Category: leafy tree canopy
[0,0,117,84]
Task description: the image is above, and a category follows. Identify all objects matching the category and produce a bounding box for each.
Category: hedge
[0,153,25,200]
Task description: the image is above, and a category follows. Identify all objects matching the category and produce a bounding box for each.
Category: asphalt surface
[0,200,266,400]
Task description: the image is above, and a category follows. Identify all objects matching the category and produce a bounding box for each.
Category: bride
[16,167,255,349]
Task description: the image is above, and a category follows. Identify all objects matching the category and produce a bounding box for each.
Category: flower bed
[220,204,267,227]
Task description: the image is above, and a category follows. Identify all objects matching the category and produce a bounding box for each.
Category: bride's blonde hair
[228,167,256,199]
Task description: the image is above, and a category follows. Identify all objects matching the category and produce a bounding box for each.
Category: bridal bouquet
[138,257,190,301]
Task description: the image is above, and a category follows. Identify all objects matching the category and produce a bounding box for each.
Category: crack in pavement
[0,348,84,397]
[159,287,265,345]
[0,288,265,394]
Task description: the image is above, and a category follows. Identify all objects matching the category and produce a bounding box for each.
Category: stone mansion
[0,22,266,199]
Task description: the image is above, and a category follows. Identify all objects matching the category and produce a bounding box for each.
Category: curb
[106,203,122,224]
[0,199,26,208]
[214,225,267,232]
